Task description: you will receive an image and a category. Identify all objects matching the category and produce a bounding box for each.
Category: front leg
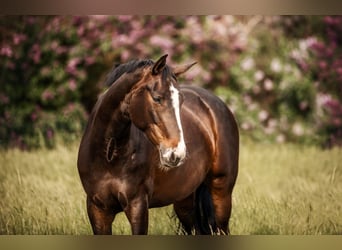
[123,194,149,235]
[87,196,116,235]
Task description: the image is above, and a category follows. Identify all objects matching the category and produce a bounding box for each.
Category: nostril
[174,157,180,165]
[170,152,181,165]
[170,152,176,161]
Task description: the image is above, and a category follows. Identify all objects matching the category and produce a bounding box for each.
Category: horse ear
[173,62,197,77]
[152,54,168,75]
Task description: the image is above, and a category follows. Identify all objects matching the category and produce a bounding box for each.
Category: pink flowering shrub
[306,16,342,147]
[218,16,342,146]
[0,15,341,148]
[0,16,102,148]
[0,15,247,149]
[266,16,342,146]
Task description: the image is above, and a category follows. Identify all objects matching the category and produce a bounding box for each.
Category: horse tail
[194,183,217,234]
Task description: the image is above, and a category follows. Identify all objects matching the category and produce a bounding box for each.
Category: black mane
[105,58,176,87]
[105,59,154,86]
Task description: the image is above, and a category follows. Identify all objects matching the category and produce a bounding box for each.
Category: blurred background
[1,15,342,150]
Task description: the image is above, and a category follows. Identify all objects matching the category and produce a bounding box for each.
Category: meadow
[0,140,341,235]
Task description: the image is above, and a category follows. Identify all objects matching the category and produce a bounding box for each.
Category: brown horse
[77,55,239,235]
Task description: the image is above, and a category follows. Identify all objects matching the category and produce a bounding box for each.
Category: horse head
[127,54,196,168]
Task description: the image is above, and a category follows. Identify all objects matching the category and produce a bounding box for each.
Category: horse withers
[77,54,239,235]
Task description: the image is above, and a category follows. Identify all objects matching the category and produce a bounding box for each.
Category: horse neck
[91,76,138,143]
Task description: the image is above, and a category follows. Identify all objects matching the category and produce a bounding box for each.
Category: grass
[0,140,341,235]
[232,140,342,235]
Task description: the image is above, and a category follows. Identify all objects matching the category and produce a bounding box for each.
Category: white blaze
[169,84,186,160]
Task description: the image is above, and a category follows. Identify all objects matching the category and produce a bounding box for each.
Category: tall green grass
[0,141,341,234]
[231,141,342,234]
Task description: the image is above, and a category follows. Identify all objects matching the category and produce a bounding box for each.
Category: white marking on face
[169,83,186,161]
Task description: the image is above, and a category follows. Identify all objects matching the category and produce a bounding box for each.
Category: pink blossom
[268,119,277,128]
[1,45,13,57]
[69,79,77,91]
[240,57,255,71]
[77,26,85,36]
[263,79,274,91]
[129,29,145,43]
[50,40,59,50]
[325,46,335,57]
[150,35,174,51]
[324,16,341,25]
[324,16,335,24]
[42,90,54,101]
[63,103,76,115]
[241,122,252,131]
[325,99,342,116]
[316,93,332,107]
[56,46,67,55]
[319,60,327,70]
[332,118,342,126]
[310,40,325,53]
[304,36,318,48]
[31,112,38,121]
[258,110,269,122]
[254,70,264,82]
[121,50,131,61]
[93,15,109,21]
[161,23,175,34]
[292,123,304,136]
[115,34,131,46]
[336,67,342,75]
[300,101,309,111]
[85,56,95,65]
[270,58,282,73]
[13,33,27,45]
[66,58,81,75]
[30,44,41,64]
[72,16,82,26]
[67,58,81,69]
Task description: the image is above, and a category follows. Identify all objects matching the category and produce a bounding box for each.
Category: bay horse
[77,54,239,235]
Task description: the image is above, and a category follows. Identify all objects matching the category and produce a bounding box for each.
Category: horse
[77,54,239,235]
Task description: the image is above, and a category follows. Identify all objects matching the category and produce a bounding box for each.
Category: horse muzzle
[159,146,186,168]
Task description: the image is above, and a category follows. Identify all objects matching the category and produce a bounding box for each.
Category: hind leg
[87,196,116,234]
[173,194,195,234]
[209,177,234,234]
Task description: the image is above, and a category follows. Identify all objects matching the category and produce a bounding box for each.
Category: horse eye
[152,95,162,104]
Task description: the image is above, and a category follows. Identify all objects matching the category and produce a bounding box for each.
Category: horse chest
[150,161,208,206]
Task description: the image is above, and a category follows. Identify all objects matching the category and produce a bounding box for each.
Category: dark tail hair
[194,183,217,234]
